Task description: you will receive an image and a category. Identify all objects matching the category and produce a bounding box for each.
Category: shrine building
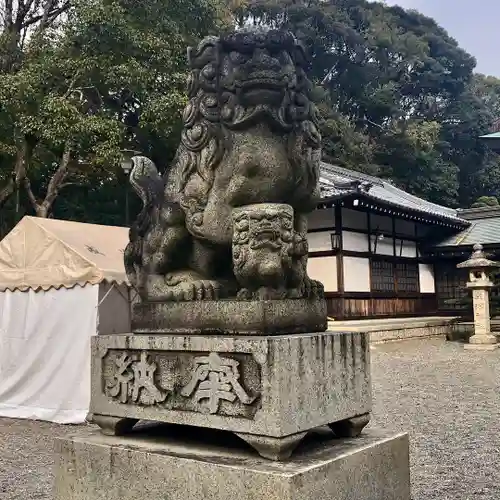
[307,162,500,320]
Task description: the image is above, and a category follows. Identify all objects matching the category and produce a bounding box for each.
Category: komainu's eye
[230,51,249,64]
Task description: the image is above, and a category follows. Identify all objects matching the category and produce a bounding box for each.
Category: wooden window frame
[435,262,468,310]
[370,258,420,294]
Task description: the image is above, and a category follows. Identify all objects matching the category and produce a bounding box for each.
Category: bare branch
[14,138,31,183]
[22,142,72,217]
[21,0,70,29]
[4,0,14,29]
[0,131,37,209]
[20,16,30,48]
[39,141,71,212]
[15,0,37,28]
[36,0,56,31]
[364,118,384,131]
[59,181,83,189]
[63,70,83,98]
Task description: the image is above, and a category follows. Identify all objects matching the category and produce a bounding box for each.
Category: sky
[382,0,500,76]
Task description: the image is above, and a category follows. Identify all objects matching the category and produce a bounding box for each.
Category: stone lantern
[457,243,500,350]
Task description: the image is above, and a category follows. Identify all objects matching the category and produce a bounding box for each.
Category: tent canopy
[0,216,130,292]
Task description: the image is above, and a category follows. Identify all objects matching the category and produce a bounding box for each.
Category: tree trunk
[24,141,72,217]
[35,205,50,218]
[0,138,31,210]
[0,178,15,210]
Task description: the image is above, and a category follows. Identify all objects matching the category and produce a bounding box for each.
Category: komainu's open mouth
[256,229,276,241]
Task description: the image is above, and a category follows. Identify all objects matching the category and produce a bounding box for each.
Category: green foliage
[470,196,500,209]
[232,0,500,208]
[0,0,227,226]
[3,0,500,233]
[472,74,500,120]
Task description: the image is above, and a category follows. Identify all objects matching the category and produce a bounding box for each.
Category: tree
[230,0,489,207]
[470,196,500,209]
[0,0,72,211]
[471,74,500,121]
[0,0,227,224]
[3,0,500,229]
[376,120,460,207]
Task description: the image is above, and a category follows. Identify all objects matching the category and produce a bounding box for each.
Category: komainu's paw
[237,288,253,300]
[172,279,222,301]
[302,278,324,298]
[159,272,222,301]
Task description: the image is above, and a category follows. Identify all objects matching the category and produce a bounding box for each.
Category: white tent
[0,216,132,424]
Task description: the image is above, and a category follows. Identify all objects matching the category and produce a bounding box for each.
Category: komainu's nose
[251,48,280,70]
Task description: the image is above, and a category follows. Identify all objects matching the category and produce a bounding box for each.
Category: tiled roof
[319,162,467,225]
[480,132,500,140]
[433,210,500,247]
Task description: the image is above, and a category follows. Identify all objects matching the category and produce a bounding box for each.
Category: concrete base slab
[328,317,457,343]
[468,334,498,344]
[54,426,410,500]
[464,343,499,351]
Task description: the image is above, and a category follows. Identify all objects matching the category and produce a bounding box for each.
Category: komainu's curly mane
[172,30,322,231]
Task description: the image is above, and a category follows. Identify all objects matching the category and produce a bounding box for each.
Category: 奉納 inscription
[101,349,261,418]
[106,352,167,405]
[181,352,257,414]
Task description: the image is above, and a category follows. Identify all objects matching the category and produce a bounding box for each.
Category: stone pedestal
[54,426,411,500]
[89,331,372,460]
[132,298,327,335]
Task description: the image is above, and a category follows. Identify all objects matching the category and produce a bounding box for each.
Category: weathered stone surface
[470,288,493,338]
[458,244,499,349]
[232,203,322,301]
[132,297,327,334]
[54,427,410,500]
[89,331,371,445]
[122,29,327,334]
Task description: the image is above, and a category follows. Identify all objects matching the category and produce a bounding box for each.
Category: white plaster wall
[419,264,436,293]
[343,257,370,292]
[307,231,334,252]
[396,239,417,258]
[373,237,394,256]
[308,208,335,230]
[307,256,338,292]
[342,208,368,230]
[342,231,369,252]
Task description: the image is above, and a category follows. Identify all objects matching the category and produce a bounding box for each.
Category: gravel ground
[1,336,500,499]
[370,337,500,500]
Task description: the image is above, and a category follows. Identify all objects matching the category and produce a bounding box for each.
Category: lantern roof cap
[457,243,500,269]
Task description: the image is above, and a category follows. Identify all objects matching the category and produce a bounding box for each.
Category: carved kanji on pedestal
[106,352,167,405]
[181,352,257,414]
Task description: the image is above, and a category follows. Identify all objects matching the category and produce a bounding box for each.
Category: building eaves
[433,216,500,248]
[318,162,468,226]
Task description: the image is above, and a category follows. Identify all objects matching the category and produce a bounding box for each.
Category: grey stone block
[132,298,327,335]
[54,427,410,500]
[89,331,372,452]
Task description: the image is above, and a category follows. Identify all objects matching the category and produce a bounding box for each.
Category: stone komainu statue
[124,29,324,305]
